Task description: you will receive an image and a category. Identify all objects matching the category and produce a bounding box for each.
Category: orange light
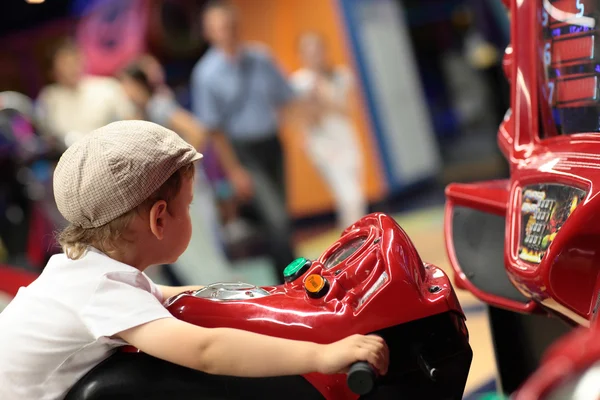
[25,0,46,3]
[304,274,325,294]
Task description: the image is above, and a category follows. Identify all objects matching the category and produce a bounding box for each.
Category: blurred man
[192,1,307,282]
[36,39,135,148]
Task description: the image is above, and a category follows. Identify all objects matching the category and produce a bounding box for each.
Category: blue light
[570,25,585,34]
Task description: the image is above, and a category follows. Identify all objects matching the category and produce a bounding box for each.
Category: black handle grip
[347,361,376,395]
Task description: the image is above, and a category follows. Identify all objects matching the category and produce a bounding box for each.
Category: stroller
[0,91,65,305]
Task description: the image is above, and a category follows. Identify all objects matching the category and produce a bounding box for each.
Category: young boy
[0,121,388,399]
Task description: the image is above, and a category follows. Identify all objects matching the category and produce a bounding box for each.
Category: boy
[0,121,388,399]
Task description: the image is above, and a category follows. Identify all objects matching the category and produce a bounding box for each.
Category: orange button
[304,274,326,293]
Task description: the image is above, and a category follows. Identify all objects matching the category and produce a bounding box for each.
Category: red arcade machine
[445,0,600,395]
[514,319,600,399]
[67,214,473,400]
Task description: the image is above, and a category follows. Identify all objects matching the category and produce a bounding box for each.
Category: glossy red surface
[514,318,600,399]
[444,0,600,326]
[125,213,465,400]
[0,266,36,297]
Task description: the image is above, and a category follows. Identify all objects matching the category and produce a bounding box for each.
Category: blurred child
[119,63,253,246]
[0,121,389,399]
[119,63,241,284]
[291,32,368,229]
[119,63,205,149]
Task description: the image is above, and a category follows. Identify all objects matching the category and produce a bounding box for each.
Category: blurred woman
[290,32,367,229]
[36,38,136,148]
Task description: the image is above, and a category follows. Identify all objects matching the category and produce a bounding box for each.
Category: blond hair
[57,163,195,260]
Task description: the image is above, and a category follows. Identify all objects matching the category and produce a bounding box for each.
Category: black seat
[65,351,325,400]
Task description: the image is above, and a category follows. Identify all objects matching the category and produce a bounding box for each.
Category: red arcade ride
[514,320,600,400]
[67,213,473,400]
[445,0,600,395]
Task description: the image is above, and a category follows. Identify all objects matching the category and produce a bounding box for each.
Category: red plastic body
[125,213,464,400]
[0,266,36,298]
[444,0,600,327]
[514,318,600,399]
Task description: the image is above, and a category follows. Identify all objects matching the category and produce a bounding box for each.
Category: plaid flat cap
[53,120,203,228]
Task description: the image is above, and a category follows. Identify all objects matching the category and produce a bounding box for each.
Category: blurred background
[0,0,510,397]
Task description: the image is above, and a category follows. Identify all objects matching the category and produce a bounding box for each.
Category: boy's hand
[317,334,389,375]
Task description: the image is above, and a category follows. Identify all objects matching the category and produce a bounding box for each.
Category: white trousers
[306,122,368,229]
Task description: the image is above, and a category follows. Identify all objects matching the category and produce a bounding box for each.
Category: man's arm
[168,108,208,150]
[117,318,388,377]
[211,131,254,200]
[157,285,205,300]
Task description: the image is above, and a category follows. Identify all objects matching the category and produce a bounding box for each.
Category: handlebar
[347,361,376,395]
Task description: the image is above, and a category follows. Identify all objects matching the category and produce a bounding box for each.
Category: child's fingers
[359,336,389,375]
[355,347,385,375]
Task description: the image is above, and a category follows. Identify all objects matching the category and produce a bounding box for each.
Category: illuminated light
[25,0,45,3]
[570,196,579,214]
[304,274,326,294]
[551,35,595,65]
[556,76,597,104]
[519,249,542,263]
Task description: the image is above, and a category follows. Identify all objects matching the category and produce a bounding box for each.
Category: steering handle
[347,361,377,395]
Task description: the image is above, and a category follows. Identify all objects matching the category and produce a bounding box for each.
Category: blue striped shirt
[191,46,295,141]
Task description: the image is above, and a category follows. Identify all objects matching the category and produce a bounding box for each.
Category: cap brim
[191,151,204,162]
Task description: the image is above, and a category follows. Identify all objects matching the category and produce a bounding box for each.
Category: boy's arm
[157,285,205,300]
[117,318,388,377]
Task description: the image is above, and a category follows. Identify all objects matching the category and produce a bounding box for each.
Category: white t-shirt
[36,76,135,146]
[0,248,172,400]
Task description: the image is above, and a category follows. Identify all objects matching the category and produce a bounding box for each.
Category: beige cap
[53,120,203,229]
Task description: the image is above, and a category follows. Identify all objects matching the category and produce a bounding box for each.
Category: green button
[284,257,309,277]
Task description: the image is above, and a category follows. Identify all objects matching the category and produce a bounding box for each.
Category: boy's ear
[149,200,168,240]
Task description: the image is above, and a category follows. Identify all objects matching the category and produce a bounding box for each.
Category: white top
[36,76,135,146]
[0,248,172,400]
[290,66,360,165]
